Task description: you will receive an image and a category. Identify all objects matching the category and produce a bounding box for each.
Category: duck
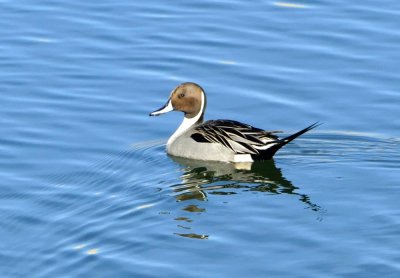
[150,82,319,163]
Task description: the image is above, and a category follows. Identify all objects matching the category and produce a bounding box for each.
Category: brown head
[150,82,206,123]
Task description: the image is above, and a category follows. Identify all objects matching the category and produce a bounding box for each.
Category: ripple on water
[1,0,400,276]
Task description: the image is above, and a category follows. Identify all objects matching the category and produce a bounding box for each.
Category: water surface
[1,0,400,277]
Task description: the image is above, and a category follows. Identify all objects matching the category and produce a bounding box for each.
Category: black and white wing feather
[190,120,282,155]
[190,120,320,159]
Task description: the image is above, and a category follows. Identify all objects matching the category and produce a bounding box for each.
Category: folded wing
[190,120,282,155]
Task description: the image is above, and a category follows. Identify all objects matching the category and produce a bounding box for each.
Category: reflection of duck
[170,156,321,212]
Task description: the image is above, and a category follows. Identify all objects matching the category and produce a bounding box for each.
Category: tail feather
[254,122,321,160]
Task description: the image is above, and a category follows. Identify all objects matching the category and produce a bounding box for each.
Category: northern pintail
[150,82,319,162]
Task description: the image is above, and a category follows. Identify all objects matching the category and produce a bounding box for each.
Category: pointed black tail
[256,122,321,160]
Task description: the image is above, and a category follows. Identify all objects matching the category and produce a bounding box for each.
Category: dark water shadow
[169,156,322,239]
[170,156,320,210]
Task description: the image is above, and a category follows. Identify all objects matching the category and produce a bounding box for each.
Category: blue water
[1,0,400,277]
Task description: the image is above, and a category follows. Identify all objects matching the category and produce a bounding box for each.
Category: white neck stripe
[167,91,205,146]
